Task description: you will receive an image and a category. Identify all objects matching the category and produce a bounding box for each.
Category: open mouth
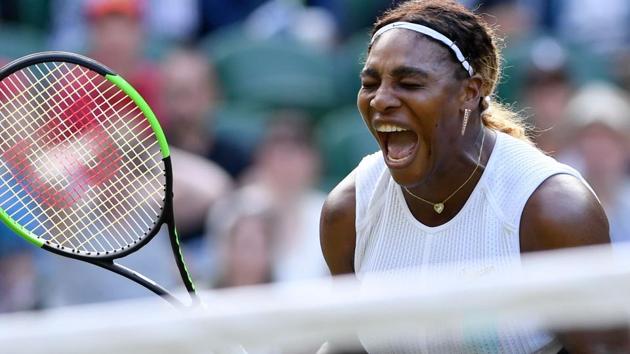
[375,124,419,167]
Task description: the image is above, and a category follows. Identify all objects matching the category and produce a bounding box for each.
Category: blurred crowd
[0,0,628,313]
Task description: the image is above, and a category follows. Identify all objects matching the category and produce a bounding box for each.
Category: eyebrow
[360,67,379,79]
[360,66,430,79]
[391,66,429,79]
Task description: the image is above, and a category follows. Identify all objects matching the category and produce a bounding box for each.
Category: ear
[459,74,483,111]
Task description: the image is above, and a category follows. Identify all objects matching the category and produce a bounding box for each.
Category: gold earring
[461,109,470,136]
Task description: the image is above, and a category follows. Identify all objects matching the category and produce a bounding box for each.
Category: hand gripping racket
[0,52,198,308]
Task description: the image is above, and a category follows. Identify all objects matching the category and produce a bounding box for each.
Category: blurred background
[0,0,628,313]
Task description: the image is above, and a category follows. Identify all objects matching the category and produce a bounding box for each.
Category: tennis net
[1,243,629,353]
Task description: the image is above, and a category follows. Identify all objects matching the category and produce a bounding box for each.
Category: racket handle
[163,156,201,306]
[93,260,185,308]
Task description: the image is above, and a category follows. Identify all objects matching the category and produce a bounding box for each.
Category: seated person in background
[85,0,164,124]
[206,188,277,288]
[160,46,252,180]
[170,147,232,241]
[242,114,329,281]
[558,82,630,244]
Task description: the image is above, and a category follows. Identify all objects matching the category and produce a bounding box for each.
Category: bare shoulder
[520,174,630,351]
[320,171,357,275]
[520,173,610,253]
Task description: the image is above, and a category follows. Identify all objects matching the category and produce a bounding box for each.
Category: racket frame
[0,52,197,307]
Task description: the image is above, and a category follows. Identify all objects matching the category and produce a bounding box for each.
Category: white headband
[371,21,474,77]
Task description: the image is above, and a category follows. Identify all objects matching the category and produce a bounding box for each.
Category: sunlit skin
[357,30,490,224]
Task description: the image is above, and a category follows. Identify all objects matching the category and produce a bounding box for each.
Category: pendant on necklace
[433,203,445,214]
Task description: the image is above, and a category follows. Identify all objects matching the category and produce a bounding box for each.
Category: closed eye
[361,80,379,90]
[399,82,423,90]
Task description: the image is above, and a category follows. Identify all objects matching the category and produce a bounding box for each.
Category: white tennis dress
[354,131,590,354]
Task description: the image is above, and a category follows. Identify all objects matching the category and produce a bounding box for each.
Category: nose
[369,84,400,112]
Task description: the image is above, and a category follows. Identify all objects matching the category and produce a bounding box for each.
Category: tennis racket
[0,51,198,308]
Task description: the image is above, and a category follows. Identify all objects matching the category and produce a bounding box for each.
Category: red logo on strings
[2,84,122,209]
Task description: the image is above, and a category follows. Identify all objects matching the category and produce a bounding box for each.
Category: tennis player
[320,0,628,352]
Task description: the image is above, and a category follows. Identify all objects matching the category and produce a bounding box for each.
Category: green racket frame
[0,52,197,307]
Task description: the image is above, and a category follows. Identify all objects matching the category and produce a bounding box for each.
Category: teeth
[376,124,409,133]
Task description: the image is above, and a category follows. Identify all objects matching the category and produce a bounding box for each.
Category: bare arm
[319,172,367,354]
[320,172,357,276]
[520,174,629,353]
[171,147,232,236]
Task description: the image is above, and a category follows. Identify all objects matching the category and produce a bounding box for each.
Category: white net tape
[1,243,630,354]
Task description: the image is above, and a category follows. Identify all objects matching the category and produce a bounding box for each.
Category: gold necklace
[404,130,485,214]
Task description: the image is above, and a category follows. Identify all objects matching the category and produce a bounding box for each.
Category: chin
[385,156,430,188]
[389,171,424,188]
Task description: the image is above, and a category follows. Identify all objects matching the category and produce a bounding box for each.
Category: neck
[406,123,487,204]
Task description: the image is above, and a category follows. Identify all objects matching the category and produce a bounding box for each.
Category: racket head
[0,51,173,260]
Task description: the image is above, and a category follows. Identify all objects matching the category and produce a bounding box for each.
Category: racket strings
[32,63,167,252]
[0,61,69,140]
[0,63,101,153]
[39,64,164,251]
[0,58,70,113]
[4,112,162,241]
[46,72,164,249]
[0,66,140,215]
[0,64,124,243]
[0,66,120,206]
[0,65,104,240]
[71,172,165,252]
[0,114,159,233]
[0,61,166,254]
[0,65,116,184]
[45,146,163,250]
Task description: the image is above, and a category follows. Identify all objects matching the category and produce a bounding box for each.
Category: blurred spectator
[476,1,609,114]
[171,147,232,240]
[203,115,327,287]
[208,187,277,288]
[160,46,251,179]
[552,0,630,59]
[242,113,328,281]
[521,38,574,155]
[146,0,198,42]
[559,82,630,244]
[51,0,196,52]
[244,0,338,50]
[475,0,534,45]
[0,227,38,313]
[0,252,38,313]
[481,0,630,60]
[474,0,537,105]
[84,0,164,122]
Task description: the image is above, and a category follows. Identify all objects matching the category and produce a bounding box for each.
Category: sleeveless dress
[354,132,591,353]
